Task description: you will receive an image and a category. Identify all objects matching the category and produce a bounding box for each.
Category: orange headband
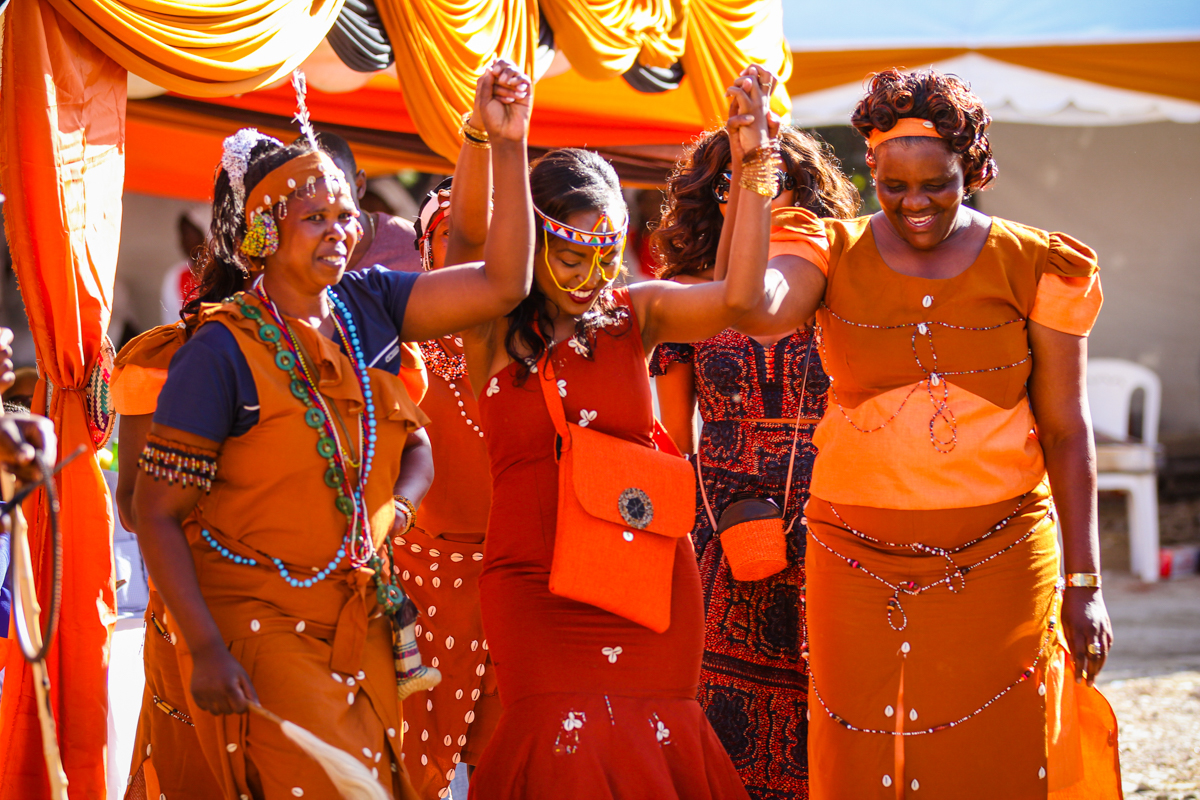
[867,118,942,150]
[243,151,352,226]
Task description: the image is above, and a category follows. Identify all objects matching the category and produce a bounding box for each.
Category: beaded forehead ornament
[535,207,627,293]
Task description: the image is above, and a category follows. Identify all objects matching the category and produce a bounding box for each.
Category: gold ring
[1087,642,1103,656]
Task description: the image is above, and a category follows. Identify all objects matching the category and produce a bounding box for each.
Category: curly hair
[652,126,860,279]
[184,138,314,317]
[504,148,630,384]
[852,68,997,195]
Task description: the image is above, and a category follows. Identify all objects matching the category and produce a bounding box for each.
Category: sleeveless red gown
[472,289,750,798]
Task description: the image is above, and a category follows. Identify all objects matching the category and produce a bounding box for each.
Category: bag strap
[696,332,816,533]
[536,355,572,447]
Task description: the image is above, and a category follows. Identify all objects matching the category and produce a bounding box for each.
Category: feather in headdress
[290,69,345,198]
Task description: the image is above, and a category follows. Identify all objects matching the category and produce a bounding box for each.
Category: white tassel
[250,705,389,800]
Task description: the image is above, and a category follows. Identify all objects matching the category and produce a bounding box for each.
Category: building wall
[977,122,1200,438]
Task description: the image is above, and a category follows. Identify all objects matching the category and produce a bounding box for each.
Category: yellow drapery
[681,0,792,127]
[40,0,346,97]
[538,0,687,81]
[376,0,538,163]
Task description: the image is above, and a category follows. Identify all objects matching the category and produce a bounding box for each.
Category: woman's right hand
[476,58,532,143]
[190,642,259,715]
[726,65,774,161]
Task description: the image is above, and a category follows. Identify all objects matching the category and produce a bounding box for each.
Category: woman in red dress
[464,66,781,798]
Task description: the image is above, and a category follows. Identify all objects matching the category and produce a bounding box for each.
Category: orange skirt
[804,488,1121,799]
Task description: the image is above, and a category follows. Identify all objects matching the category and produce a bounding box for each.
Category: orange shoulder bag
[538,355,696,633]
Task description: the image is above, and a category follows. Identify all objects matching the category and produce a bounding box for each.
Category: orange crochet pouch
[538,358,695,633]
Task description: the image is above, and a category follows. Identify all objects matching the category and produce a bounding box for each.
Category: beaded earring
[241,209,279,257]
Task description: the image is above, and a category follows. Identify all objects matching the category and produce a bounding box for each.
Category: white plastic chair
[1086,358,1161,582]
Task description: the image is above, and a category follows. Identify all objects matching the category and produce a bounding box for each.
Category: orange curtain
[681,0,792,127]
[40,0,345,96]
[0,2,123,797]
[377,0,538,163]
[538,0,686,80]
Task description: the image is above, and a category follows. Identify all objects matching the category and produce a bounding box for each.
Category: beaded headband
[242,151,352,228]
[536,208,627,248]
[222,128,283,204]
[867,117,942,150]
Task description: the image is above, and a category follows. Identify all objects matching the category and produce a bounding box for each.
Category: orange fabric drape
[377,0,538,163]
[0,2,123,798]
[40,0,345,97]
[786,41,1200,105]
[538,0,687,80]
[681,0,792,127]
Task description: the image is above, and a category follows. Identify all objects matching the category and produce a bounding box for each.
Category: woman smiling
[722,68,1121,798]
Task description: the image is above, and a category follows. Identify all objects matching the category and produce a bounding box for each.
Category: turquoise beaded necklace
[199,286,406,616]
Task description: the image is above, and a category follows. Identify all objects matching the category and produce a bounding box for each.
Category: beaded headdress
[415,177,453,272]
[236,70,354,258]
[534,207,627,293]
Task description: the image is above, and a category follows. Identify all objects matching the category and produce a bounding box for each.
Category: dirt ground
[1099,572,1200,798]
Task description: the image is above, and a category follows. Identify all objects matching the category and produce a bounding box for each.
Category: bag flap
[566,422,695,538]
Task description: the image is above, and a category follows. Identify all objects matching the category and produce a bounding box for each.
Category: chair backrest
[1086,358,1161,446]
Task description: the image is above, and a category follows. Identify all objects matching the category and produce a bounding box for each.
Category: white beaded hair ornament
[222,128,282,204]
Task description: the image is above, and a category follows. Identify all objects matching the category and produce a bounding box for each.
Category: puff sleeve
[1029,233,1103,336]
[109,322,191,416]
[768,207,831,275]
[648,343,695,377]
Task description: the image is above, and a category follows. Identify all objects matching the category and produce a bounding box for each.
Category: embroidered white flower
[602,646,622,663]
[579,409,597,427]
[557,379,568,397]
[486,377,500,397]
[655,720,671,742]
[563,712,585,731]
[568,337,588,355]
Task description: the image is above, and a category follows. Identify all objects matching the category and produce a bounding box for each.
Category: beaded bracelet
[139,434,218,493]
[393,495,417,535]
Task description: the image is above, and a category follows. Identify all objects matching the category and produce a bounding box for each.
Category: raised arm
[1027,321,1112,685]
[401,60,534,343]
[443,77,494,266]
[632,69,775,349]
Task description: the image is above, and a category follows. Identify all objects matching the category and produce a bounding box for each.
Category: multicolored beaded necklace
[418,336,484,439]
[207,286,406,615]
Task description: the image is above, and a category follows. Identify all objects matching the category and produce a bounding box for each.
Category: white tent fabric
[784,0,1200,50]
[791,54,1200,127]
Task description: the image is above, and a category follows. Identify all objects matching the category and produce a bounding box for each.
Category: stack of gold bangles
[460,112,490,149]
[740,140,783,197]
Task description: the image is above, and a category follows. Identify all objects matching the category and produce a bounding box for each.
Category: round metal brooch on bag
[617,488,654,529]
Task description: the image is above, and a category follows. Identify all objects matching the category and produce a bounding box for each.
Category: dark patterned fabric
[650,328,828,800]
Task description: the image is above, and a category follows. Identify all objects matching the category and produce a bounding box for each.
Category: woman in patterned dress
[650,124,858,799]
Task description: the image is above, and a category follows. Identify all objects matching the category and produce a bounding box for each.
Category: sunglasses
[712,170,797,204]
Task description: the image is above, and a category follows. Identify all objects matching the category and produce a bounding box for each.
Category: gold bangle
[1065,573,1102,588]
[460,111,489,144]
[393,495,417,535]
[462,135,491,150]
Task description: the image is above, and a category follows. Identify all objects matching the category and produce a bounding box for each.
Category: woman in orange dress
[463,66,781,798]
[397,172,502,799]
[131,61,537,799]
[726,68,1120,799]
[650,124,858,799]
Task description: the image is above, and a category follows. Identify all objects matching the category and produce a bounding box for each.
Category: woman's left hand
[725,65,773,158]
[477,58,532,143]
[1061,587,1114,686]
